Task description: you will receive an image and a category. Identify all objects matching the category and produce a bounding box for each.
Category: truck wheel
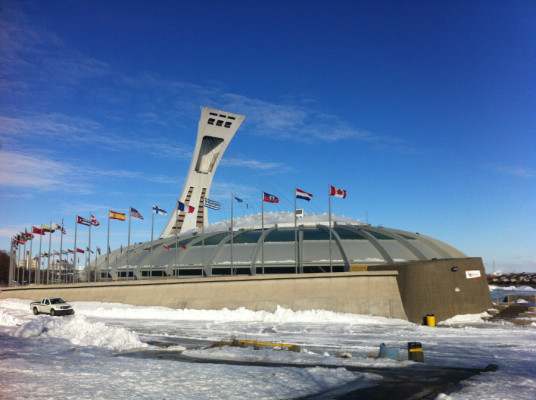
[50,309,55,316]
[33,307,39,315]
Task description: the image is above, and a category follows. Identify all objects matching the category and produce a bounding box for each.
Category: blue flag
[234,196,248,208]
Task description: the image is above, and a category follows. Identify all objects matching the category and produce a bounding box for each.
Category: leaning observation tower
[160,107,246,237]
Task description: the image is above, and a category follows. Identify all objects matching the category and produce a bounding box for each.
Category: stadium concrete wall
[0,271,408,320]
[369,257,493,323]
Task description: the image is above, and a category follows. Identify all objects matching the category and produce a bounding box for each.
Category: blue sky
[1,0,535,273]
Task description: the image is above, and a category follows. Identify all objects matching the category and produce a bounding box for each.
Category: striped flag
[109,210,126,221]
[204,198,221,210]
[178,201,195,213]
[130,207,144,220]
[77,216,91,226]
[295,188,313,201]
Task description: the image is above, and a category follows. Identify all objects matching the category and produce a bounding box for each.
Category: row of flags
[12,184,347,255]
[261,184,346,204]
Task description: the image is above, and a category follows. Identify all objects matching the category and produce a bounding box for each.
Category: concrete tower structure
[160,107,246,238]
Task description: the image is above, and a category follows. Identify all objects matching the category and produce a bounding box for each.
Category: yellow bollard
[426,314,436,327]
[408,342,424,362]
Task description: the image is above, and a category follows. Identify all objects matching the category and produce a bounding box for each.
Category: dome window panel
[302,241,343,263]
[340,241,385,263]
[265,229,296,242]
[378,241,419,261]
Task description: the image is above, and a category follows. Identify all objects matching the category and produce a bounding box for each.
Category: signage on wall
[465,270,482,279]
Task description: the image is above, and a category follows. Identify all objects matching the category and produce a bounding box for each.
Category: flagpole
[201,216,205,275]
[22,240,26,284]
[16,240,21,285]
[106,211,110,282]
[28,229,34,285]
[37,225,43,285]
[294,188,298,274]
[150,205,154,275]
[88,214,92,282]
[94,245,98,283]
[47,221,52,285]
[231,193,234,275]
[73,218,78,283]
[261,191,264,275]
[127,207,131,281]
[18,240,23,284]
[16,240,21,284]
[175,202,178,275]
[23,239,28,285]
[329,186,332,273]
[59,219,64,284]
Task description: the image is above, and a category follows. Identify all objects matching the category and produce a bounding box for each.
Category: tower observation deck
[160,107,246,238]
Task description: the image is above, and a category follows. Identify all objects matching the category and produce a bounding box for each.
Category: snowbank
[74,302,413,325]
[11,314,146,351]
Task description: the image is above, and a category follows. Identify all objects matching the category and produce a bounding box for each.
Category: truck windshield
[50,298,65,304]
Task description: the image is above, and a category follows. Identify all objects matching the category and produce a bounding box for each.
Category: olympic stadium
[85,106,466,282]
[90,212,467,281]
[3,107,492,323]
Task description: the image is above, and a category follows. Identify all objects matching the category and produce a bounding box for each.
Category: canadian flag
[329,185,346,198]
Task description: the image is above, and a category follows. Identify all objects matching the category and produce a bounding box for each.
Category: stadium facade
[88,106,467,282]
[2,107,492,323]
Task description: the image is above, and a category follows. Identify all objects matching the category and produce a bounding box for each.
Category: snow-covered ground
[1,287,535,399]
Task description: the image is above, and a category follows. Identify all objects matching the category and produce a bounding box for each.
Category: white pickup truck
[30,298,75,316]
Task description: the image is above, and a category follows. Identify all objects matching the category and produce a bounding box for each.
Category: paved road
[117,349,489,399]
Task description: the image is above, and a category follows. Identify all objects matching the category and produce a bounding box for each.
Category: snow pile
[0,310,23,327]
[488,285,536,292]
[12,315,146,351]
[438,312,491,325]
[75,302,412,325]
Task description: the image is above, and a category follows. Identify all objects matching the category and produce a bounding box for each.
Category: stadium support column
[160,107,245,238]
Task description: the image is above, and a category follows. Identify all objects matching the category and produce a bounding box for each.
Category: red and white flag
[91,214,100,226]
[329,185,346,198]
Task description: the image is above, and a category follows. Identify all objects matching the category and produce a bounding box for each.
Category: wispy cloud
[0,150,90,193]
[0,6,111,95]
[488,164,536,179]
[0,149,179,193]
[221,156,286,171]
[1,4,417,170]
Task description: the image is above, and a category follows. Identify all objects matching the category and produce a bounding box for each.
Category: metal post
[294,188,297,274]
[261,191,265,275]
[47,222,52,284]
[106,211,110,282]
[150,206,154,274]
[37,225,43,285]
[329,187,332,273]
[230,193,234,275]
[73,218,78,283]
[127,207,131,281]
[88,215,92,282]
